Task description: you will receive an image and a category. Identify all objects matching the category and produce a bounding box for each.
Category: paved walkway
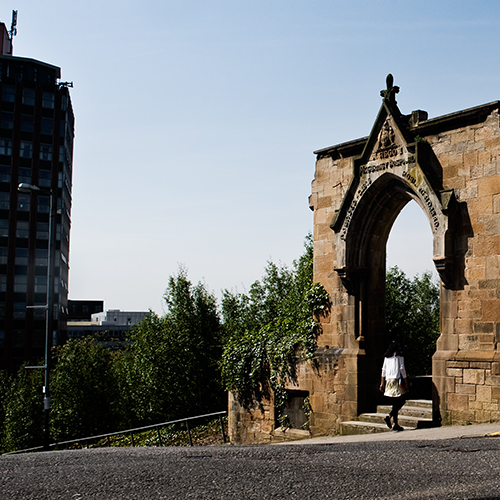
[278,422,500,445]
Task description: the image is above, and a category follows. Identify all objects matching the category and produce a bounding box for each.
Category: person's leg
[384,414,392,429]
[390,396,406,429]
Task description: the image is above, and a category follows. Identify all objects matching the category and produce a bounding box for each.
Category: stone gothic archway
[228,77,500,444]
[327,76,459,415]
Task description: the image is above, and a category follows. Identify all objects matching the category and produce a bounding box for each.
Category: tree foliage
[385,266,440,376]
[221,235,329,416]
[0,238,327,450]
[121,268,224,426]
[2,366,44,452]
[50,336,120,442]
[0,370,11,446]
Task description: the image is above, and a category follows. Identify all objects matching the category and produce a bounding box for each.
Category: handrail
[4,410,227,455]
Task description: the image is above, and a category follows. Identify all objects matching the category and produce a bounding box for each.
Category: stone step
[377,404,432,420]
[339,399,436,436]
[405,399,432,409]
[339,421,390,436]
[358,413,430,429]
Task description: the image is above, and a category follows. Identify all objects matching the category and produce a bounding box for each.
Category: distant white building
[67,309,149,342]
[91,310,149,327]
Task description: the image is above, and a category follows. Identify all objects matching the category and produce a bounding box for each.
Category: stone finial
[380,73,400,104]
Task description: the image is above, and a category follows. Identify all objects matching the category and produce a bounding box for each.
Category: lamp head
[18,183,42,194]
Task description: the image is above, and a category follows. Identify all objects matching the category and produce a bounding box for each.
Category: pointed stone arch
[331,76,457,293]
[327,172,443,415]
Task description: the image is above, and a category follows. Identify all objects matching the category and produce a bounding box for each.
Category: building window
[14,65,24,82]
[0,220,8,238]
[36,222,49,240]
[14,275,27,293]
[21,114,34,133]
[0,192,9,210]
[39,144,52,161]
[17,193,30,212]
[0,166,11,183]
[16,221,29,239]
[39,169,51,188]
[35,276,47,294]
[18,168,31,184]
[22,88,35,106]
[37,195,50,214]
[42,92,54,109]
[19,141,33,159]
[0,246,7,264]
[36,248,48,267]
[0,139,13,156]
[1,85,15,103]
[0,111,14,129]
[15,248,28,265]
[13,303,26,319]
[0,276,6,292]
[41,117,53,135]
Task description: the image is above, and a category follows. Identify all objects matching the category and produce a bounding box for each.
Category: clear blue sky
[5,1,500,312]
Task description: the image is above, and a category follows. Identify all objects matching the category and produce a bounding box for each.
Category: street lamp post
[18,182,55,451]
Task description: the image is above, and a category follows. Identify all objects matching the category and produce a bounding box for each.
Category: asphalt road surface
[1,437,499,499]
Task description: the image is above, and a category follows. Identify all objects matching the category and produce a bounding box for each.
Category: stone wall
[426,107,500,424]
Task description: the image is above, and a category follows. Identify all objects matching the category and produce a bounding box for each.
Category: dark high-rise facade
[0,19,74,371]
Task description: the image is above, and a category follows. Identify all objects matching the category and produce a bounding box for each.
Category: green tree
[385,266,440,376]
[3,366,44,452]
[0,370,12,448]
[50,336,121,442]
[121,269,224,426]
[221,235,329,416]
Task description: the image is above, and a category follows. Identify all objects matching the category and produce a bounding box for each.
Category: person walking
[379,341,409,431]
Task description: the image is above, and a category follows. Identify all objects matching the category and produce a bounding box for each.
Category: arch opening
[386,199,440,399]
[338,174,442,414]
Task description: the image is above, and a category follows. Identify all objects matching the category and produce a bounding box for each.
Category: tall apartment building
[0,17,74,372]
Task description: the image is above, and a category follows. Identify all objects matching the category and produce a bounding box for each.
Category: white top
[381,355,407,380]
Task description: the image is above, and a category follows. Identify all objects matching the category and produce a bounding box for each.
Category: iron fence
[4,410,227,455]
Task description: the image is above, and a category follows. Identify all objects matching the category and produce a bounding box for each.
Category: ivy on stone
[221,235,329,417]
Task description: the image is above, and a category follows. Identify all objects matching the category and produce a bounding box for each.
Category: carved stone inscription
[360,151,415,175]
[339,146,441,240]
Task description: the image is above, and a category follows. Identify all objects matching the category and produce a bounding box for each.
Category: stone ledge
[437,350,500,362]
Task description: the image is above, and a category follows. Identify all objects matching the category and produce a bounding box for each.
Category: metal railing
[4,411,227,455]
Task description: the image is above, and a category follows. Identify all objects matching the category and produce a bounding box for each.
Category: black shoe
[384,416,392,429]
[393,425,404,431]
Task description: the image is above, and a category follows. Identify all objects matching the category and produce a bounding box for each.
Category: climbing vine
[221,235,329,419]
